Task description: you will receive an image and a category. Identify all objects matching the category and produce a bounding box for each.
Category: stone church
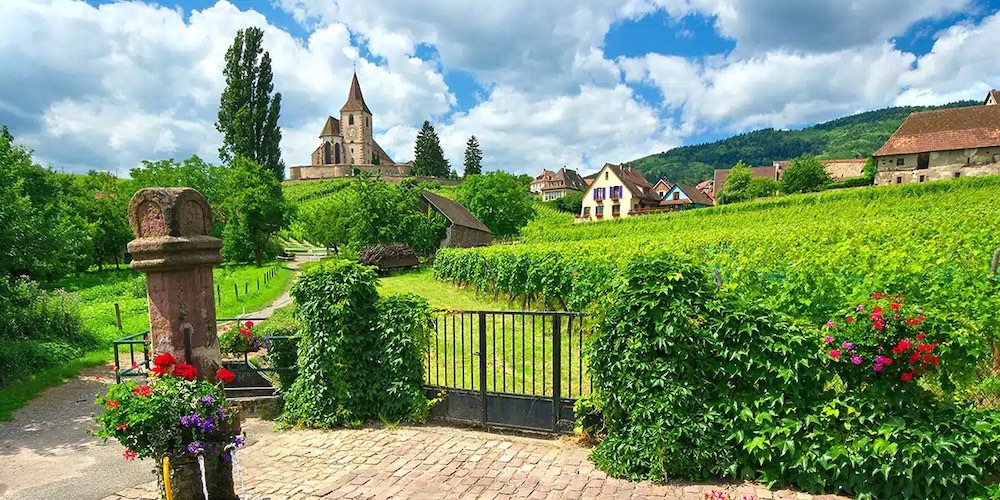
[288,73,413,181]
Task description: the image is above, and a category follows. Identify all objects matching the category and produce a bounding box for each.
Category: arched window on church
[334,143,341,164]
[349,114,354,125]
[323,142,332,164]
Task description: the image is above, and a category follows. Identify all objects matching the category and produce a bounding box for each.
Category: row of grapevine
[435,176,1000,329]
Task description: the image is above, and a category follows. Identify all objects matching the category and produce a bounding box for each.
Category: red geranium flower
[245,321,254,328]
[915,332,926,341]
[132,385,152,397]
[116,423,129,431]
[845,316,856,324]
[890,303,901,311]
[216,367,236,384]
[923,354,939,366]
[872,307,884,315]
[150,365,170,377]
[829,349,842,359]
[901,372,914,382]
[153,352,176,368]
[172,362,198,380]
[909,351,921,364]
[123,449,138,460]
[872,292,884,299]
[106,400,120,409]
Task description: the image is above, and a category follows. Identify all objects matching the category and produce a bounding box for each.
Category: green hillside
[629,100,980,184]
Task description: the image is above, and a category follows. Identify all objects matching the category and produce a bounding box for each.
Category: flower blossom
[106,400,120,409]
[123,449,138,460]
[824,336,834,343]
[872,292,884,299]
[216,367,236,384]
[153,352,176,367]
[901,372,914,382]
[825,321,836,328]
[180,414,203,428]
[829,349,841,359]
[132,385,152,397]
[187,441,204,455]
[851,356,863,365]
[841,342,853,350]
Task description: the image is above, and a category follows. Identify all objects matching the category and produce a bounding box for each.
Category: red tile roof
[607,163,659,203]
[713,166,780,195]
[873,104,1000,157]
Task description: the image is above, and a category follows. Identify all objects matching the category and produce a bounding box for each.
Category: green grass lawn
[0,262,296,421]
[380,267,591,398]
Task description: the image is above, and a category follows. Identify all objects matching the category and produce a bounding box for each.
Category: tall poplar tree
[413,120,449,177]
[463,135,482,177]
[216,27,285,180]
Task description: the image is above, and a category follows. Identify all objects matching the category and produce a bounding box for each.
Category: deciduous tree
[456,171,535,239]
[782,155,832,194]
[220,157,293,265]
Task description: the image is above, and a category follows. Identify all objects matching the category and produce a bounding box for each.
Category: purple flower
[187,441,204,455]
[856,304,864,312]
[851,356,863,365]
[179,414,202,428]
[221,451,232,462]
[824,336,834,343]
[199,395,215,405]
[199,418,216,433]
[232,436,245,448]
[841,342,853,350]
[824,321,835,329]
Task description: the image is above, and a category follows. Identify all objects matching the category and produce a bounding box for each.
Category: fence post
[257,277,260,290]
[991,249,1000,276]
[216,284,220,304]
[114,303,123,331]
[552,314,562,432]
[234,283,238,298]
[244,283,248,295]
[479,312,488,427]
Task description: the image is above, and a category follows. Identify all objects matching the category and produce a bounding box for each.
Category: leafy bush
[280,260,431,427]
[584,253,1000,499]
[781,155,832,194]
[553,192,584,214]
[457,171,535,238]
[0,277,94,387]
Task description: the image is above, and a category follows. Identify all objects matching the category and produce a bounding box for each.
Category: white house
[578,163,661,221]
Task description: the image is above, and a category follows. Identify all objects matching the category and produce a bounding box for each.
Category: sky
[1,0,999,177]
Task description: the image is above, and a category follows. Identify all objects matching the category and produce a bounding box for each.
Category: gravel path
[0,257,310,499]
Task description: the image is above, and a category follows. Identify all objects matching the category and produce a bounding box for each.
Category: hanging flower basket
[219,320,269,355]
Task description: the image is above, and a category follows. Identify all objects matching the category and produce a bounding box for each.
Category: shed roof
[873,104,1000,156]
[420,191,492,234]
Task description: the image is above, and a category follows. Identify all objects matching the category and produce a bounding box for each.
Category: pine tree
[216,27,285,180]
[463,135,482,176]
[413,121,449,177]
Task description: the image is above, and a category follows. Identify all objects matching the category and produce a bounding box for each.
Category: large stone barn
[418,191,492,248]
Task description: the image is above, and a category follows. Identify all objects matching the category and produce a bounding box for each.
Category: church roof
[340,73,372,114]
[320,116,340,137]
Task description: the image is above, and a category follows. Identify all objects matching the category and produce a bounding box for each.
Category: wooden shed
[418,191,492,248]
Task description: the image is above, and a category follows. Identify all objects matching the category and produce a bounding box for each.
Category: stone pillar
[127,188,224,381]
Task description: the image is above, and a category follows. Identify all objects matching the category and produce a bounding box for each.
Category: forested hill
[628,100,979,184]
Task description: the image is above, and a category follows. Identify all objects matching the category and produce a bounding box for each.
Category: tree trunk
[254,246,263,267]
[114,253,121,270]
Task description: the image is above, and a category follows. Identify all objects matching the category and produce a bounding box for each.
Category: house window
[896,158,905,166]
[895,176,902,184]
[595,205,604,216]
[993,154,1000,163]
[349,114,354,125]
[612,204,620,216]
[918,153,929,169]
[918,175,925,183]
[583,207,590,217]
[605,172,609,180]
[672,192,680,200]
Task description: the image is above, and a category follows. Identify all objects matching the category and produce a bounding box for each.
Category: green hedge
[280,260,431,427]
[584,253,1000,499]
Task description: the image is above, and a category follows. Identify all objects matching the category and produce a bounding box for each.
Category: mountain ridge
[626,100,981,184]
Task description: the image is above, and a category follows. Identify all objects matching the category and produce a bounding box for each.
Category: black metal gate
[424,310,590,433]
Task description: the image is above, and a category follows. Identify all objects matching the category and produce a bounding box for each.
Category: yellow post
[162,457,173,500]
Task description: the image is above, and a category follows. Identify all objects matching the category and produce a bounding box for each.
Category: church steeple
[340,72,372,114]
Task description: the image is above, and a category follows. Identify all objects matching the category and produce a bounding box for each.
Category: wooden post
[234,282,238,298]
[114,302,123,331]
[257,277,260,291]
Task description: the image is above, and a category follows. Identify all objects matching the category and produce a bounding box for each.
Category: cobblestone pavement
[105,423,848,500]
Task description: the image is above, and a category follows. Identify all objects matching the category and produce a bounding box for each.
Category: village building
[288,73,415,181]
[539,168,586,201]
[530,168,587,200]
[577,164,662,221]
[651,179,672,199]
[661,183,714,210]
[873,90,1000,185]
[771,158,867,182]
[418,191,492,248]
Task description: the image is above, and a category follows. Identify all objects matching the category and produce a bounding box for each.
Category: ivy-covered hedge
[584,253,1000,499]
[280,260,432,427]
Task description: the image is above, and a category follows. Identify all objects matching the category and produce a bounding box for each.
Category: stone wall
[288,163,413,181]
[875,148,1000,185]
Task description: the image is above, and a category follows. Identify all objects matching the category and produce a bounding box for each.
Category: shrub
[781,155,831,194]
[585,253,1000,499]
[280,260,432,427]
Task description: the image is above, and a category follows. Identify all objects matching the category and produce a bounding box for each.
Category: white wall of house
[579,166,638,221]
[875,148,1000,185]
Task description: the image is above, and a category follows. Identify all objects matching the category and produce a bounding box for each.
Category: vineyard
[435,177,1000,330]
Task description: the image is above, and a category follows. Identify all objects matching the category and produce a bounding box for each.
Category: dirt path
[0,256,313,499]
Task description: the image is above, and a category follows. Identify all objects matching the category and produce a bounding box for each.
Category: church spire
[340,72,372,114]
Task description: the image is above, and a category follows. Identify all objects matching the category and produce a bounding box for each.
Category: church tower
[340,72,373,165]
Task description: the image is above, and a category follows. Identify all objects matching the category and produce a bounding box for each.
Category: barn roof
[420,191,492,234]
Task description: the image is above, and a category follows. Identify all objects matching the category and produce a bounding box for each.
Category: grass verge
[0,349,109,421]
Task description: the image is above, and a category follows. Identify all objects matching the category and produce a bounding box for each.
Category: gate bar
[552,314,562,431]
[479,312,488,426]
